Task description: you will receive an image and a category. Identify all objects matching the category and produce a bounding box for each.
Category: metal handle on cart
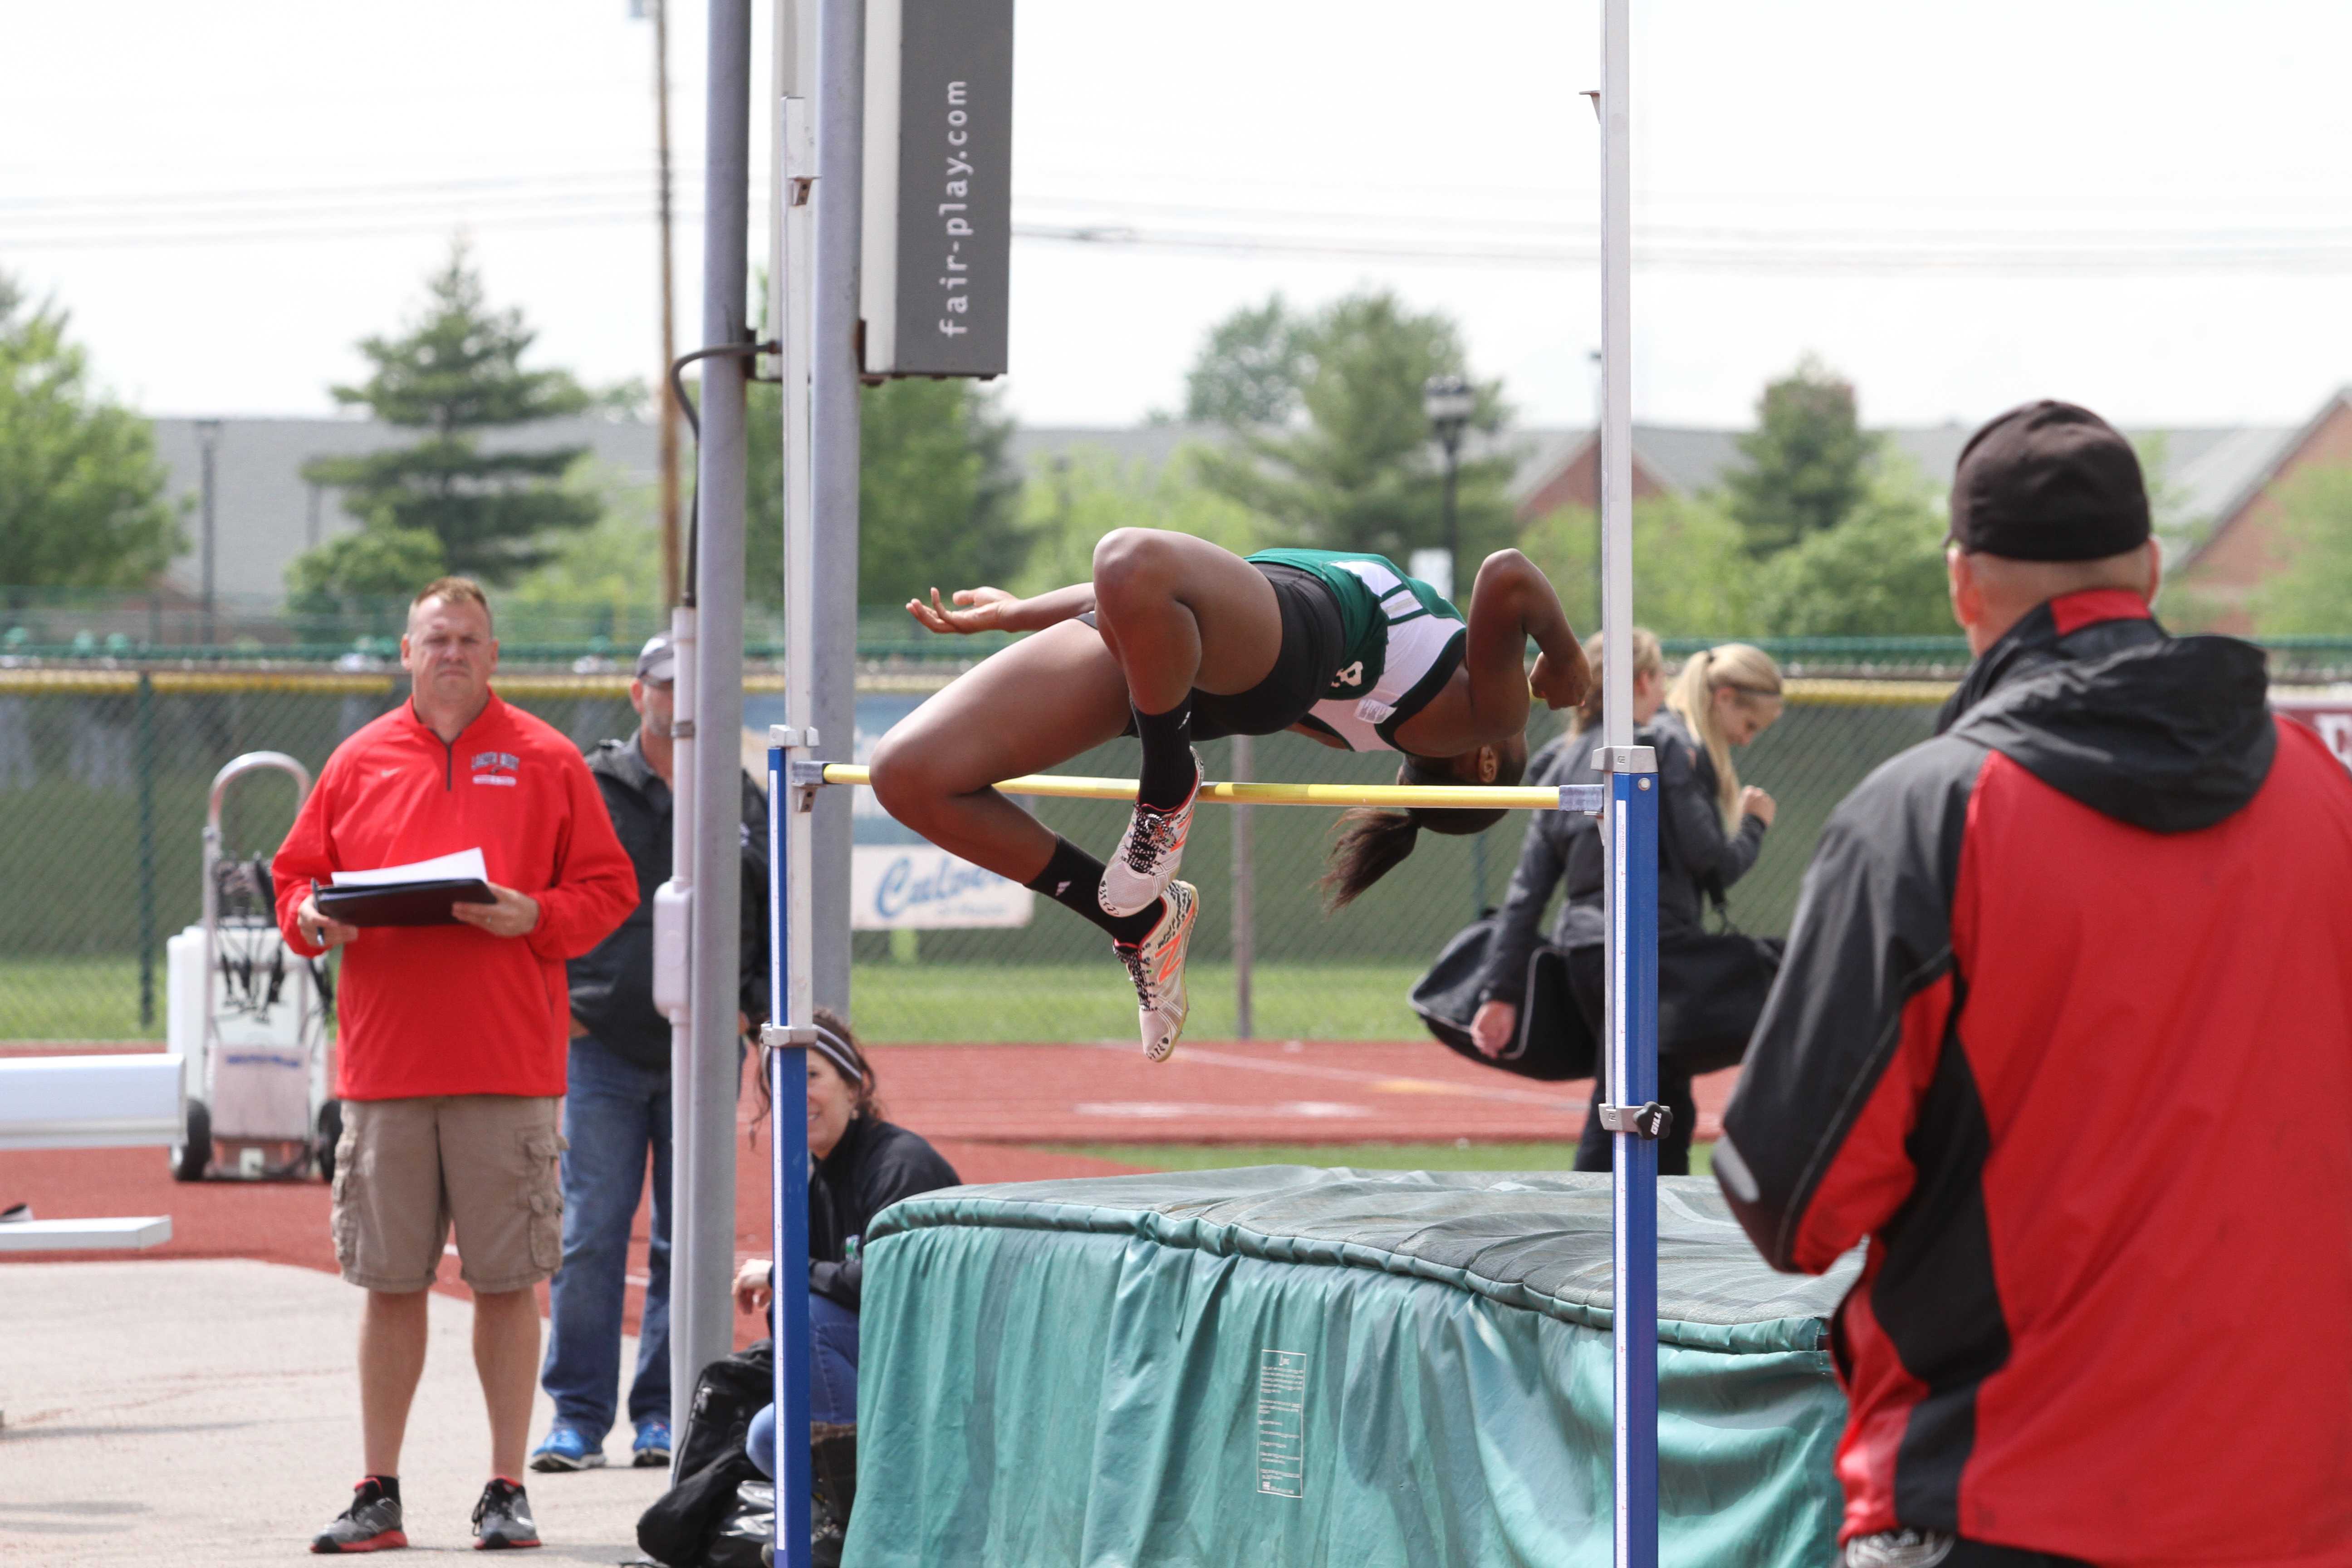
[200,753,317,1114]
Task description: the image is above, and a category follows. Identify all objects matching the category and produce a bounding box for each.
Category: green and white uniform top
[1247,548,1467,753]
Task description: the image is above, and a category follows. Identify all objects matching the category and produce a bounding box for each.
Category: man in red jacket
[274,578,635,1553]
[1718,402,2352,1568]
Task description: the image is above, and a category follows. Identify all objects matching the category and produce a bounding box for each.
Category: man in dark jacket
[1717,402,2352,1568]
[531,633,771,1473]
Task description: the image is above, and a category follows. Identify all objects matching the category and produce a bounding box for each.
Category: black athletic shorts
[1082,562,1346,740]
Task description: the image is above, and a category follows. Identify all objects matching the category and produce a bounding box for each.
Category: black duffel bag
[638,1340,775,1568]
[1409,909,1597,1082]
[1654,929,1784,1076]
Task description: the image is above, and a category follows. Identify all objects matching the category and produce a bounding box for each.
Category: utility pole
[651,0,683,608]
[196,420,222,645]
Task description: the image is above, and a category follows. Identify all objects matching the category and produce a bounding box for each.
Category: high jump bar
[813,763,1607,814]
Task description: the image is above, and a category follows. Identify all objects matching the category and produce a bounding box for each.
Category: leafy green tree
[1182,295,1312,426]
[284,527,446,620]
[298,243,599,588]
[1011,446,1268,596]
[2252,466,2352,634]
[745,376,1026,606]
[1725,357,1876,558]
[0,274,184,596]
[500,460,664,642]
[1191,290,1517,568]
[1749,458,1953,635]
[1519,494,1757,638]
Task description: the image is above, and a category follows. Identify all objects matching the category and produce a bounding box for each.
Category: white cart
[166,752,337,1182]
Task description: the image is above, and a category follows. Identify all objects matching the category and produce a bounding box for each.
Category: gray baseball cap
[635,634,676,684]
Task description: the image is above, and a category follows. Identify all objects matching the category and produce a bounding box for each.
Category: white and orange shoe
[1115,881,1197,1062]
[1099,751,1202,917]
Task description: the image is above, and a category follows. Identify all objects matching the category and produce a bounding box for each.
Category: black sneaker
[470,1478,540,1551]
[311,1479,407,1553]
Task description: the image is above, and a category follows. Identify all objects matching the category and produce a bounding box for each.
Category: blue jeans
[745,1294,861,1479]
[539,1034,672,1444]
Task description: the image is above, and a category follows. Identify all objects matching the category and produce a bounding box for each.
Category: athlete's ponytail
[1320,750,1524,910]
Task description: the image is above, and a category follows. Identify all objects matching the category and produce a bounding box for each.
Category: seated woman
[735,1008,958,1519]
[870,529,1591,1061]
[1468,639,1784,1174]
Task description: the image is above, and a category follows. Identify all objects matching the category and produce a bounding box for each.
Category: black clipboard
[315,878,496,927]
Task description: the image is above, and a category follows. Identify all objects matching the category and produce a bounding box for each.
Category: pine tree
[300,243,598,587]
[1725,357,1877,558]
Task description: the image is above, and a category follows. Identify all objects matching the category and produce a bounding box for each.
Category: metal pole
[196,421,221,645]
[654,0,684,609]
[1597,0,1660,1563]
[769,34,820,1561]
[766,749,813,1568]
[137,672,156,1030]
[808,0,863,1019]
[1229,733,1254,1040]
[662,607,700,1450]
[1440,435,1462,609]
[681,0,753,1427]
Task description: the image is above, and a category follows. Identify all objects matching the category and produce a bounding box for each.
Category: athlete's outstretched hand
[907,586,1017,635]
[1528,645,1591,711]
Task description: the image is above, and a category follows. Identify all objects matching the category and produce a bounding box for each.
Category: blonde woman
[1449,637,1785,1173]
[1465,627,1667,1067]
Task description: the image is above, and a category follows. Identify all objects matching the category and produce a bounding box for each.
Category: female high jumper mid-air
[867,528,1590,1061]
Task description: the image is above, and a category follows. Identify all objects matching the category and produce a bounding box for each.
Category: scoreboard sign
[861,0,1015,378]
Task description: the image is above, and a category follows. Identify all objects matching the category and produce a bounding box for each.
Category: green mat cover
[851,1168,1858,1568]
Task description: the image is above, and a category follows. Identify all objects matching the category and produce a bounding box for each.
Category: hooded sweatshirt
[1717,590,2352,1566]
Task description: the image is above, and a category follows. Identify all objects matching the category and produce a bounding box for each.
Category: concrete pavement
[1,1260,671,1565]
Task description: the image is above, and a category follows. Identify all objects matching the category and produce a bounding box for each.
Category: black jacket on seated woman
[808,1111,960,1313]
[739,1008,958,1496]
[1473,637,1785,1174]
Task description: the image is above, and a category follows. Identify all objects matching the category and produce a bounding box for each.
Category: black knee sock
[1027,836,1161,944]
[1132,694,1197,810]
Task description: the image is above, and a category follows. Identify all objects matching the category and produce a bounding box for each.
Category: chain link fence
[5,642,2344,1045]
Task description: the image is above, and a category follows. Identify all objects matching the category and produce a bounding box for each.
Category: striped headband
[810,1021,869,1092]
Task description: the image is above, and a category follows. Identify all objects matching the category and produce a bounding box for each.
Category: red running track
[0,1040,1736,1345]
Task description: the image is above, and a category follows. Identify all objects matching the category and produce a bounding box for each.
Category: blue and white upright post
[1596,0,1663,1562]
[763,83,819,1568]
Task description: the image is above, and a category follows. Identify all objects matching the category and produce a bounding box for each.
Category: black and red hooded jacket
[1717,590,2352,1566]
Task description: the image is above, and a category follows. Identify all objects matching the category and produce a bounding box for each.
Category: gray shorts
[330,1095,566,1294]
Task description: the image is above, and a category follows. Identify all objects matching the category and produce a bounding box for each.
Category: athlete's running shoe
[1115,882,1197,1062]
[310,1479,407,1553]
[1100,751,1202,917]
[528,1426,604,1473]
[470,1478,540,1551]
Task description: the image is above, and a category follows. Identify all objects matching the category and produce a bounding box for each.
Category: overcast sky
[7,0,2350,434]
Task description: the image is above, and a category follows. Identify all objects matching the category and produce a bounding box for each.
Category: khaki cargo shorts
[330,1095,566,1294]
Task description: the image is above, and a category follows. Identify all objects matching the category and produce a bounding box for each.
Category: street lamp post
[195,419,222,645]
[1422,374,1480,911]
[1422,375,1475,602]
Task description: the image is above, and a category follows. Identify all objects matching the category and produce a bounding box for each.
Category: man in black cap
[1715,401,2352,1567]
[530,632,772,1474]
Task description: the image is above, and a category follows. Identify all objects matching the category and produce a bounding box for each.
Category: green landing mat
[850,1167,1860,1568]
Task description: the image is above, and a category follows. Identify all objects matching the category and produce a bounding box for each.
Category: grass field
[0,957,1433,1045]
[850,961,1429,1043]
[1060,1140,1715,1176]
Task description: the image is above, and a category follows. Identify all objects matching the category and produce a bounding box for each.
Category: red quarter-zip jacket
[273,692,637,1101]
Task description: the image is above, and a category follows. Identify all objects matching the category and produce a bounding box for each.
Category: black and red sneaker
[470,1477,540,1551]
[311,1478,407,1553]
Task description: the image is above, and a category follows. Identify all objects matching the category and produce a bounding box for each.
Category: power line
[14,173,2352,274]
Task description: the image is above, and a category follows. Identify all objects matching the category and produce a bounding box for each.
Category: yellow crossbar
[817,763,1570,811]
